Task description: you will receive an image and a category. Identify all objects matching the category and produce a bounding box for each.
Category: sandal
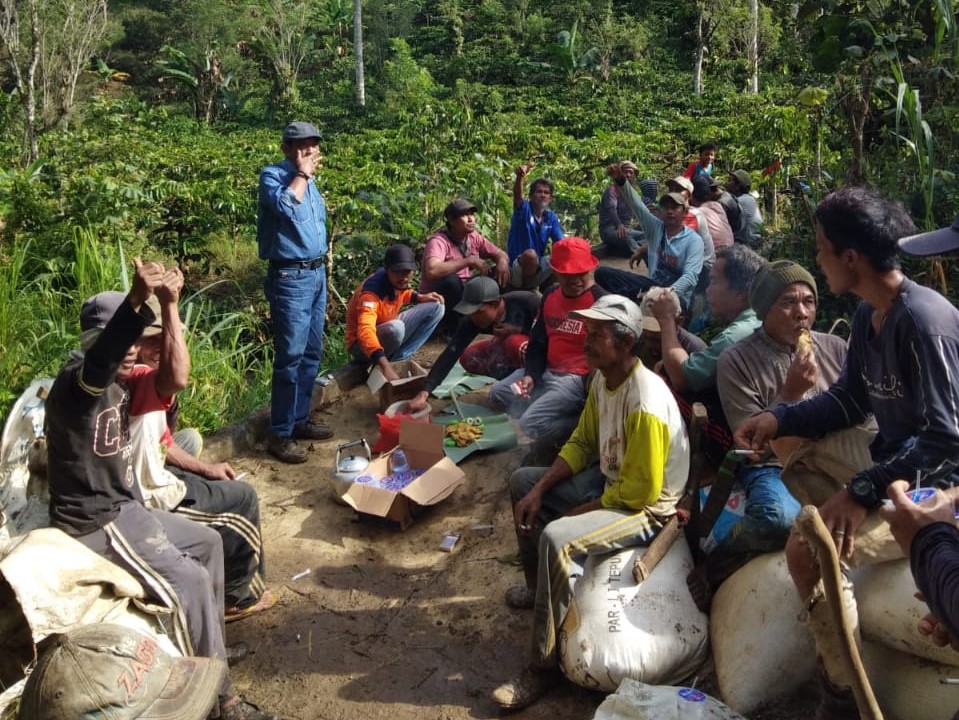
[225,589,277,623]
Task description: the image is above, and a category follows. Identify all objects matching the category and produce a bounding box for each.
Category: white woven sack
[710,552,816,715]
[559,540,708,692]
[862,639,959,720]
[855,558,959,666]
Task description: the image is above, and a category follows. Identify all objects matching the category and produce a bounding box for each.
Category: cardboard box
[366,359,428,411]
[340,421,465,529]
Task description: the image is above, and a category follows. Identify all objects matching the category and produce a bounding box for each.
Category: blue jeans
[264,264,327,438]
[715,464,801,556]
[351,302,444,363]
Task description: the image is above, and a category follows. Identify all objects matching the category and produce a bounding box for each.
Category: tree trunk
[25,0,40,162]
[748,0,758,93]
[354,0,365,107]
[694,10,704,95]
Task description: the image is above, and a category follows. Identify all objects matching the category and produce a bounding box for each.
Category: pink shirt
[420,228,503,291]
[697,201,734,250]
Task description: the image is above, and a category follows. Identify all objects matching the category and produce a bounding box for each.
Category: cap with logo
[384,244,417,272]
[549,237,599,274]
[444,198,478,219]
[454,276,501,314]
[17,623,227,720]
[282,121,321,142]
[570,294,644,339]
[898,212,959,256]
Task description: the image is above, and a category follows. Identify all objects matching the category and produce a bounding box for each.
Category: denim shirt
[257,158,328,262]
[621,181,704,308]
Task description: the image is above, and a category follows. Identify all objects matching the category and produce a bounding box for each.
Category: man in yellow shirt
[494,294,689,711]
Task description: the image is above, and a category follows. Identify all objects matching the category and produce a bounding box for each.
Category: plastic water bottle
[391,448,409,474]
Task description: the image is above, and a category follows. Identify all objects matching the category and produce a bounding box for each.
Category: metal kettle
[330,438,371,500]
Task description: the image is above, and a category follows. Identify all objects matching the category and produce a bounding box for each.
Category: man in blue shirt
[506,163,564,291]
[594,185,705,313]
[257,121,334,464]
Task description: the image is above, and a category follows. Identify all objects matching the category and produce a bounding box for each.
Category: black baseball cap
[898,212,959,256]
[444,198,478,219]
[454,276,501,314]
[384,244,417,271]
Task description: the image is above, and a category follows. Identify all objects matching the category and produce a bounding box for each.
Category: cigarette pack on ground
[339,421,465,530]
[366,359,428,411]
[438,533,460,552]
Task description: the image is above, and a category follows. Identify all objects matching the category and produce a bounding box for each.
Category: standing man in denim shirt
[257,121,335,464]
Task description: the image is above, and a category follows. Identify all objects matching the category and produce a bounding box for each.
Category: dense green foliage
[1,0,957,432]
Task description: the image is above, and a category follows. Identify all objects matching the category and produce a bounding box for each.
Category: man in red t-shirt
[488,237,606,450]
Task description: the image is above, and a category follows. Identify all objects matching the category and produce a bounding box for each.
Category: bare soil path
[216,344,817,720]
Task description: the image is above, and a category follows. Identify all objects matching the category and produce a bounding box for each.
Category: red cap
[549,237,599,274]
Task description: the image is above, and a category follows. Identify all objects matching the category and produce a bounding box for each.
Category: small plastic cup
[911,487,936,503]
[676,687,706,718]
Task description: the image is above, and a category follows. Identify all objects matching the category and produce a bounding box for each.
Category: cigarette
[732,449,757,455]
[939,677,959,685]
[234,472,248,481]
[291,569,311,581]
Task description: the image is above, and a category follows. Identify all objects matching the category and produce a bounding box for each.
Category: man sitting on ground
[726,170,763,247]
[346,244,445,383]
[493,295,689,710]
[691,176,734,251]
[646,244,764,463]
[420,198,510,333]
[406,276,539,413]
[45,258,280,720]
[488,237,606,452]
[109,278,274,624]
[691,261,849,603]
[507,163,564,291]
[594,183,704,314]
[598,161,644,257]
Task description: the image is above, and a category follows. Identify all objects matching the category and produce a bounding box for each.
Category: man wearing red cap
[489,237,606,451]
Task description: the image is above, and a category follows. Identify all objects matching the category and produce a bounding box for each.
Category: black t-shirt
[424,291,540,392]
[46,299,152,536]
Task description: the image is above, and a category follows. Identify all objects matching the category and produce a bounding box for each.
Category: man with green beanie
[716,261,849,553]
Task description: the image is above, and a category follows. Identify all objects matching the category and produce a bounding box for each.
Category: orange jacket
[345,269,417,362]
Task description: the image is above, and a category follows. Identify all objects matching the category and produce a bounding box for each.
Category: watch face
[849,477,875,502]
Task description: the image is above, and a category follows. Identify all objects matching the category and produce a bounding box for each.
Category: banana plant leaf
[434,401,517,464]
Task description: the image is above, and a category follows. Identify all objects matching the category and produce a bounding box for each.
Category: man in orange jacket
[345,244,445,382]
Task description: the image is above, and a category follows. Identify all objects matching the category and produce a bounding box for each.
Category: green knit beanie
[749,260,818,320]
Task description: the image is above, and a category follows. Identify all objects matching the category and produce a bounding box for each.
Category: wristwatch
[846,476,881,509]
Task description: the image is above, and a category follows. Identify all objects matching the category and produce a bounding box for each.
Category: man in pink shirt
[691,176,734,250]
[421,197,510,333]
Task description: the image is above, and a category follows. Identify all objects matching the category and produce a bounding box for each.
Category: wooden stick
[795,505,883,720]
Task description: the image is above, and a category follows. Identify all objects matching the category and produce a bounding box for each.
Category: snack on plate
[796,327,814,357]
[445,419,484,447]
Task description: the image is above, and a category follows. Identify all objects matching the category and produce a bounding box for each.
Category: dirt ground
[214,340,820,720]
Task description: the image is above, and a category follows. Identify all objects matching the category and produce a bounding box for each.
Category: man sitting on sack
[345,244,445,382]
[406,276,539,413]
[494,295,688,711]
[735,187,959,720]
